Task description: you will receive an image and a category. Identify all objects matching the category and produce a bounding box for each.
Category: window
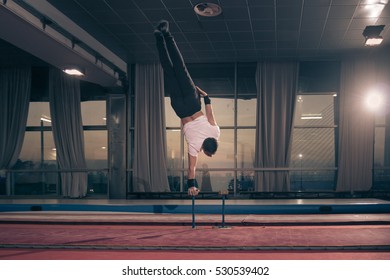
[290,93,337,191]
[164,63,258,194]
[82,100,108,169]
[81,101,107,125]
[15,102,57,195]
[373,113,390,190]
[235,63,257,194]
[81,100,108,195]
[11,99,108,196]
[161,61,339,196]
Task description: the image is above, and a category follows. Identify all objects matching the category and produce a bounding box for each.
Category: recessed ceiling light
[365,36,383,46]
[194,3,222,17]
[62,66,85,76]
[363,25,385,46]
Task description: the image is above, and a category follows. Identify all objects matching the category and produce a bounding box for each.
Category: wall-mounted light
[363,25,385,46]
[62,66,85,76]
[365,88,384,112]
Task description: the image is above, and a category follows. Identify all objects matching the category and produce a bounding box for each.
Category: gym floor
[0,198,389,260]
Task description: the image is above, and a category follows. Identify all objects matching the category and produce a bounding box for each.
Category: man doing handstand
[154,20,220,196]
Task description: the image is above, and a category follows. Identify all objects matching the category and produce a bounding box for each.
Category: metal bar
[192,196,196,229]
[221,195,225,227]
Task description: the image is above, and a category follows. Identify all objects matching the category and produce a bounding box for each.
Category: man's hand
[188,186,200,196]
[196,86,208,97]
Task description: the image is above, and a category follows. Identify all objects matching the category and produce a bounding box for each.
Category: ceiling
[1,0,390,87]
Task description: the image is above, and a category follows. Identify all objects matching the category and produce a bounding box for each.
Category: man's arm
[187,154,199,196]
[196,86,217,126]
[188,154,197,179]
[205,103,217,126]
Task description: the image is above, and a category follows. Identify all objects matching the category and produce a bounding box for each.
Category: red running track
[0,223,389,260]
[1,248,390,260]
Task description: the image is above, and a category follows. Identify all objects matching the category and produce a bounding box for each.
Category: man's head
[202,137,218,157]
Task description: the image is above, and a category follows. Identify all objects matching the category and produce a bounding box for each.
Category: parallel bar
[221,195,225,227]
[192,196,196,229]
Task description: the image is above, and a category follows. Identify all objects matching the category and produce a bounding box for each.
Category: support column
[108,94,127,198]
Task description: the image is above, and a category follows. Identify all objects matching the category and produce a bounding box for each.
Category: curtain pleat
[133,63,170,192]
[0,67,31,169]
[49,68,87,198]
[255,61,298,191]
[336,56,390,192]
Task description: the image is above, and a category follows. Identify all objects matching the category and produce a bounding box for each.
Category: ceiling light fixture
[194,3,222,17]
[62,66,85,76]
[363,25,385,46]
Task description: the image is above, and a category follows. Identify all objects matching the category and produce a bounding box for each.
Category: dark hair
[202,137,218,155]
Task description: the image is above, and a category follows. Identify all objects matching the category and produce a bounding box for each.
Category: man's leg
[154,31,174,81]
[157,21,200,109]
[154,27,187,118]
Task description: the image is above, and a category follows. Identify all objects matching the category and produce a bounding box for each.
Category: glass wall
[373,113,390,190]
[13,102,57,195]
[164,61,339,196]
[235,63,257,194]
[3,61,369,198]
[290,94,337,191]
[165,63,257,194]
[3,99,108,196]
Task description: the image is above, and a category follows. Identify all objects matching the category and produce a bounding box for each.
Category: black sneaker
[156,20,169,33]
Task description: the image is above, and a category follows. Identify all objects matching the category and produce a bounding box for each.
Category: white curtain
[255,61,299,191]
[49,68,87,198]
[133,63,170,192]
[337,55,390,192]
[0,67,31,169]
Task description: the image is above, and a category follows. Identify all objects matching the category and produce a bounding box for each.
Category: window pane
[15,131,58,195]
[166,96,235,127]
[235,173,255,193]
[290,128,336,191]
[196,171,233,193]
[84,131,107,169]
[290,170,336,191]
[237,62,257,95]
[27,102,51,126]
[212,98,235,126]
[18,131,56,168]
[375,112,390,126]
[167,170,182,192]
[374,127,387,168]
[291,128,335,168]
[165,97,181,127]
[88,171,108,195]
[13,171,58,195]
[236,128,256,193]
[295,94,336,126]
[237,62,257,126]
[166,129,182,170]
[81,100,106,125]
[237,98,256,126]
[237,129,255,169]
[373,127,390,190]
[190,63,235,126]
